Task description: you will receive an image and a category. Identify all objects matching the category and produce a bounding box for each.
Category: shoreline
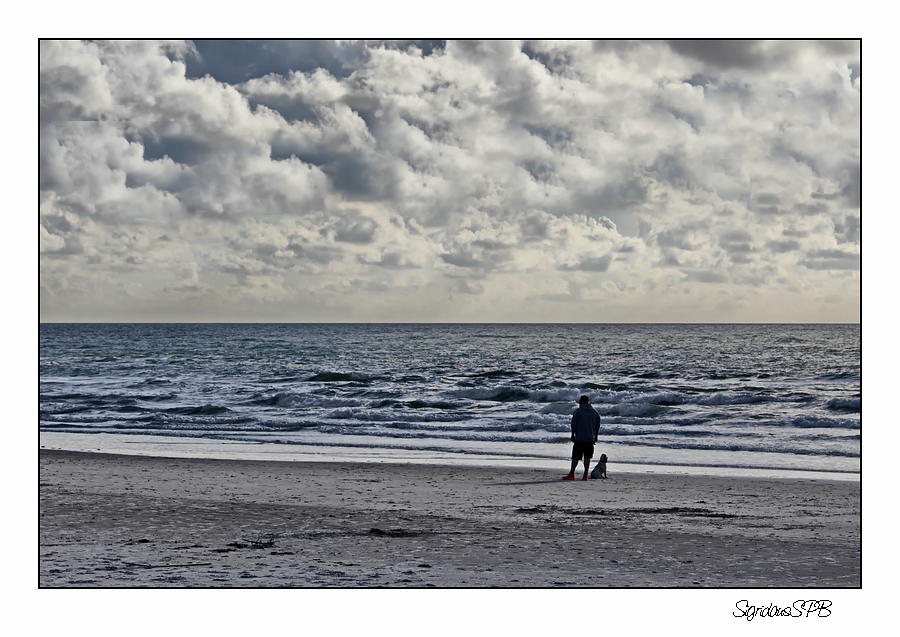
[39,431,859,482]
[40,448,860,587]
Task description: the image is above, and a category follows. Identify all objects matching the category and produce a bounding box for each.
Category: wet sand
[39,449,860,587]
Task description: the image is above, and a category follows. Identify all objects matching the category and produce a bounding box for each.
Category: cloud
[185,40,445,86]
[766,239,801,254]
[331,213,379,244]
[559,254,613,272]
[667,40,859,73]
[39,39,861,322]
[800,249,860,271]
[834,215,860,244]
[667,40,782,70]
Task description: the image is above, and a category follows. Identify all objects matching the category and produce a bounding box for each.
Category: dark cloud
[576,177,648,216]
[331,214,379,244]
[753,193,780,205]
[440,250,482,268]
[40,65,99,122]
[522,123,574,152]
[595,217,616,232]
[451,40,513,61]
[749,192,782,215]
[397,113,454,146]
[772,141,821,175]
[719,230,754,255]
[833,215,860,244]
[519,215,549,241]
[659,252,680,267]
[329,155,399,201]
[42,214,74,233]
[522,41,576,75]
[647,152,695,189]
[638,218,652,239]
[766,239,801,254]
[800,248,859,270]
[286,242,342,264]
[141,133,213,164]
[191,40,444,95]
[669,40,859,75]
[269,99,401,201]
[590,40,642,56]
[185,40,368,83]
[814,40,860,56]
[720,230,752,242]
[794,202,829,216]
[520,159,557,183]
[492,81,544,123]
[667,40,783,70]
[248,94,319,123]
[840,167,860,208]
[657,228,696,251]
[811,190,841,200]
[439,241,511,270]
[684,73,714,87]
[273,149,397,202]
[378,40,445,56]
[39,135,70,191]
[472,239,511,251]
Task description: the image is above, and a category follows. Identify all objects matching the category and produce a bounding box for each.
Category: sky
[39,39,860,323]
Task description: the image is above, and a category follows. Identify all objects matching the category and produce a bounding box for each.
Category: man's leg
[564,446,579,478]
[582,456,591,479]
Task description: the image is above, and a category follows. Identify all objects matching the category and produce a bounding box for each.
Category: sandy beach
[39,449,859,587]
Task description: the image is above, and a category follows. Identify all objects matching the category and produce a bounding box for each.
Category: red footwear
[562,474,575,481]
[582,474,589,481]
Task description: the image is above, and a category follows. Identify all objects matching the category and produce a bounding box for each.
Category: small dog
[590,453,608,479]
[597,453,608,479]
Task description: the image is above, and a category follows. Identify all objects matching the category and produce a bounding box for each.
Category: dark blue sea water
[39,324,860,475]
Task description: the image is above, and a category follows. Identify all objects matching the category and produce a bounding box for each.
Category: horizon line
[38,320,862,325]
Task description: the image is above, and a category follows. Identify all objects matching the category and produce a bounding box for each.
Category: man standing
[564,395,601,481]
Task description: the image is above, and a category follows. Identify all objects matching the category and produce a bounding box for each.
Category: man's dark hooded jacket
[571,403,601,442]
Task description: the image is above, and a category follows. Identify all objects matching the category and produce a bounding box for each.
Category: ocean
[39,323,860,477]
